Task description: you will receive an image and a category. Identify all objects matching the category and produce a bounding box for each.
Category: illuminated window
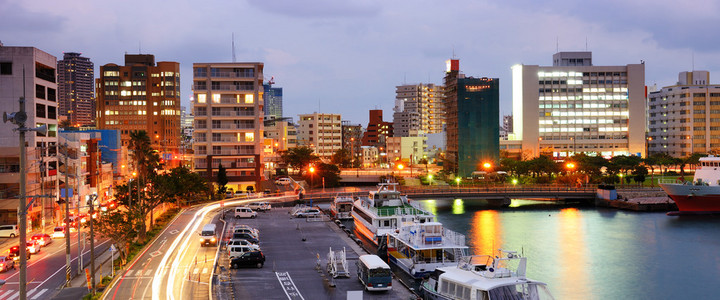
[212,94,220,103]
[198,94,206,103]
[245,94,254,103]
[245,132,254,142]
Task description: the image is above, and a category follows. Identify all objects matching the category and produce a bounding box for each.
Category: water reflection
[452,199,465,215]
[557,208,590,299]
[468,210,502,256]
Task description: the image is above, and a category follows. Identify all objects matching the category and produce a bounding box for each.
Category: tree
[305,163,342,188]
[632,165,649,185]
[129,130,160,178]
[59,119,74,130]
[330,149,352,168]
[280,147,320,175]
[92,209,136,264]
[156,166,211,207]
[217,163,228,195]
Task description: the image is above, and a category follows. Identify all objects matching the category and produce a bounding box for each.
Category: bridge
[300,185,602,206]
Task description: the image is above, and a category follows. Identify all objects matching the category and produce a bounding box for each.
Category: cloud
[246,0,381,18]
[0,1,65,37]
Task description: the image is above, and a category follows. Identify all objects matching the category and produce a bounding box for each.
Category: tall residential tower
[57,52,94,126]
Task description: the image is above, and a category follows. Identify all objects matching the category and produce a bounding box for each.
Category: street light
[455,177,461,188]
[428,174,433,185]
[309,166,315,190]
[566,162,576,173]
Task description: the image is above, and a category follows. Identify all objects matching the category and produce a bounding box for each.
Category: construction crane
[263,116,292,126]
[266,76,275,86]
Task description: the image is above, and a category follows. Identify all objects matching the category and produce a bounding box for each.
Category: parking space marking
[275,271,304,300]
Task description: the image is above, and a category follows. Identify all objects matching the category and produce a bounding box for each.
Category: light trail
[152,196,290,300]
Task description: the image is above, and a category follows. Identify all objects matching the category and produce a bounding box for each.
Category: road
[0,231,111,300]
[103,195,295,300]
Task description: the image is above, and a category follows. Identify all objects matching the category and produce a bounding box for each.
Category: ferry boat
[660,155,720,213]
[385,222,469,279]
[330,193,355,220]
[352,182,434,245]
[420,250,554,300]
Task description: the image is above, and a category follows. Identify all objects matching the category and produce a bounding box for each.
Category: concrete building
[361,146,379,168]
[510,52,646,159]
[393,83,444,137]
[361,109,393,148]
[263,120,297,173]
[192,62,265,192]
[386,136,427,165]
[57,52,94,126]
[341,121,363,165]
[297,113,342,160]
[648,71,720,157]
[96,54,182,166]
[262,83,282,119]
[0,45,59,227]
[444,59,499,177]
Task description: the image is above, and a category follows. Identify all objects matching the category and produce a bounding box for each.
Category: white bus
[356,255,392,291]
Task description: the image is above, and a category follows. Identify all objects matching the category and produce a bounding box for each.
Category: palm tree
[129,131,160,177]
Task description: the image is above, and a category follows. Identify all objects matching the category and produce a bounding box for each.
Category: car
[52,227,66,239]
[31,233,52,247]
[233,224,259,236]
[225,191,234,198]
[230,251,265,269]
[234,207,257,219]
[294,208,322,218]
[233,228,259,239]
[247,202,271,212]
[227,245,256,259]
[227,239,260,251]
[8,245,31,261]
[0,256,15,272]
[233,191,245,197]
[231,232,258,244]
[0,225,18,238]
[26,240,40,254]
[275,178,292,185]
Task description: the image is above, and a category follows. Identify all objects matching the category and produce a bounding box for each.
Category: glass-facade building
[262,84,282,119]
[444,59,499,177]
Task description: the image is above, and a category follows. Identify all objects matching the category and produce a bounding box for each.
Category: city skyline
[1,0,718,125]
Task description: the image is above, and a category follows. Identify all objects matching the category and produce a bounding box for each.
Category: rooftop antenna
[138,41,141,54]
[452,47,456,59]
[692,51,695,71]
[232,33,237,63]
[585,37,588,51]
[556,37,559,52]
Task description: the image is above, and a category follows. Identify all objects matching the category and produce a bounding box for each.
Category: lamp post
[309,166,315,192]
[455,177,461,189]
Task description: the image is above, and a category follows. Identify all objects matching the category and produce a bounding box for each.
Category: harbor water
[417,199,720,300]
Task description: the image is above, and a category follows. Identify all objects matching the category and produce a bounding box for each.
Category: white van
[0,225,18,238]
[234,207,257,219]
[248,202,271,212]
[228,245,255,259]
[199,224,217,247]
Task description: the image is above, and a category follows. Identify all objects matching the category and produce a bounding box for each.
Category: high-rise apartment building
[510,52,646,158]
[192,62,265,192]
[648,71,720,157]
[393,83,444,137]
[262,83,282,119]
[96,54,182,165]
[361,110,393,148]
[342,121,363,164]
[297,113,342,159]
[57,52,94,126]
[0,45,59,227]
[444,59,499,177]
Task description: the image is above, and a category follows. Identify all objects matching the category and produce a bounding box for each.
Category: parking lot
[214,206,414,299]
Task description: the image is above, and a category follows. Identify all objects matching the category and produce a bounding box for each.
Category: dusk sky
[2,0,719,126]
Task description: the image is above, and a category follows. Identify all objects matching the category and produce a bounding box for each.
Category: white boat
[420,250,554,300]
[660,155,720,213]
[352,182,434,245]
[330,193,355,220]
[386,222,469,279]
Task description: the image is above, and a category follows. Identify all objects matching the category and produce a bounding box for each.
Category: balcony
[211,111,256,117]
[211,124,255,130]
[211,150,256,156]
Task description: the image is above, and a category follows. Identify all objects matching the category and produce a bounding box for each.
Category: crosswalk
[0,288,49,300]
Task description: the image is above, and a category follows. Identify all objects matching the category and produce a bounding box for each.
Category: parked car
[31,233,52,247]
[227,245,255,259]
[227,239,260,251]
[230,251,265,269]
[0,225,18,238]
[0,256,15,272]
[234,207,257,219]
[233,228,259,239]
[26,240,40,254]
[231,232,259,244]
[275,178,292,185]
[52,227,66,239]
[294,208,322,218]
[248,202,271,212]
[8,245,31,261]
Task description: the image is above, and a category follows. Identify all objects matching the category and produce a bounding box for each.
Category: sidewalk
[51,243,116,300]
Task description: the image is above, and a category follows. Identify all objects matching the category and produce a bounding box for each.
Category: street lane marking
[6,291,18,300]
[193,268,199,274]
[125,270,134,276]
[145,269,153,276]
[275,271,305,300]
[202,267,208,274]
[0,290,14,299]
[30,288,48,300]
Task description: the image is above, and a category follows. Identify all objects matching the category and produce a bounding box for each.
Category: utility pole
[63,143,72,287]
[77,163,82,276]
[88,194,96,294]
[3,70,50,300]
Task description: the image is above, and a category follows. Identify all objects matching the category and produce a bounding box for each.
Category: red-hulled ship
[660,156,720,213]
